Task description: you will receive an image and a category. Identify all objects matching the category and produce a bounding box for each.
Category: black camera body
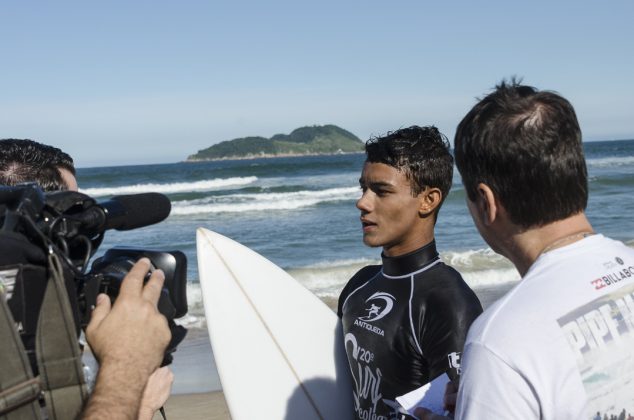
[0,183,188,368]
[83,248,188,323]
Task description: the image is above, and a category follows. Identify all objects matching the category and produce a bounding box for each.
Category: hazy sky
[1,0,633,167]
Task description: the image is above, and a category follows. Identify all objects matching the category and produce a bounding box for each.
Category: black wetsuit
[337,241,483,420]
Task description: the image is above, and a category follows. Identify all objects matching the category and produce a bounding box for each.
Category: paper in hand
[396,372,449,416]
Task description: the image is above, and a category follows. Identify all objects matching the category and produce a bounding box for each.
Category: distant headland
[185,124,364,161]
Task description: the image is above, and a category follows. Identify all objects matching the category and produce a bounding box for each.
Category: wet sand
[154,391,229,420]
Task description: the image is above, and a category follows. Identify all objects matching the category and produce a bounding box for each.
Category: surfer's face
[357,162,427,256]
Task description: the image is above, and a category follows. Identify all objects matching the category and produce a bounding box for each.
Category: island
[186,124,365,161]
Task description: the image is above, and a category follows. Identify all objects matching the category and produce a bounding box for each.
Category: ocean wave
[586,156,634,168]
[171,186,359,215]
[176,283,207,328]
[289,249,519,299]
[182,249,520,327]
[289,258,381,299]
[296,257,380,270]
[442,248,515,271]
[80,176,258,197]
[443,248,520,287]
[461,268,520,288]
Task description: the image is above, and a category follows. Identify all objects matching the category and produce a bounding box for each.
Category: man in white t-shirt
[416,80,634,420]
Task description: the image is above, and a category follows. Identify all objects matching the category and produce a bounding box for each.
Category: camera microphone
[78,193,172,232]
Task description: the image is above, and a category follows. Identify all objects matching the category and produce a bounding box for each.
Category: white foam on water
[174,313,207,329]
[171,186,359,215]
[586,156,634,168]
[442,248,514,271]
[289,258,380,300]
[177,282,206,327]
[80,176,258,197]
[443,248,520,287]
[182,248,523,328]
[461,268,521,288]
[289,249,520,300]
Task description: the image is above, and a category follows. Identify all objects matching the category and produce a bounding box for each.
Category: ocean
[76,138,634,393]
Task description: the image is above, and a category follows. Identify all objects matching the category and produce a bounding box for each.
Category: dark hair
[0,139,76,191]
[454,79,588,228]
[365,125,454,211]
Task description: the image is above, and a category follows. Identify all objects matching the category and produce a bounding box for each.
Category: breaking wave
[586,156,634,168]
[80,176,258,197]
[171,187,359,215]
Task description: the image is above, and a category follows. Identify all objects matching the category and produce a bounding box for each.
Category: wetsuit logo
[344,333,390,420]
[358,292,395,322]
[448,351,462,375]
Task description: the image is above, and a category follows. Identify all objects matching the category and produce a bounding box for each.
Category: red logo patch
[591,278,606,290]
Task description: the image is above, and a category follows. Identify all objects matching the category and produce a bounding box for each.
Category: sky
[1,0,633,167]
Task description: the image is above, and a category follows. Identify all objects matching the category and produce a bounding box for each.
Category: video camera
[0,183,188,369]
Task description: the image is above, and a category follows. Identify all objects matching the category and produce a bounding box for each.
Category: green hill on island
[187,124,364,161]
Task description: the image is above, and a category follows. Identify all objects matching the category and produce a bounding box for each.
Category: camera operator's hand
[138,366,174,420]
[82,258,171,420]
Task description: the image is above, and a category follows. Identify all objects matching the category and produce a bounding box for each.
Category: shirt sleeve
[419,282,483,382]
[456,341,540,420]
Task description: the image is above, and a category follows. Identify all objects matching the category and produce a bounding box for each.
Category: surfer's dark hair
[454,79,588,228]
[0,138,76,191]
[365,125,453,209]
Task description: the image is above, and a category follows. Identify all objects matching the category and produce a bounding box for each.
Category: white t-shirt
[456,234,634,420]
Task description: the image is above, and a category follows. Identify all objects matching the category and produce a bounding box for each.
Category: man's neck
[505,212,594,276]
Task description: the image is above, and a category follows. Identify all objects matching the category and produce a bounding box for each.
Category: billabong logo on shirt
[590,265,634,290]
[358,291,395,322]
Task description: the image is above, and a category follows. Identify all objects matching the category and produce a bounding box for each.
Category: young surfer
[416,81,634,420]
[338,126,482,419]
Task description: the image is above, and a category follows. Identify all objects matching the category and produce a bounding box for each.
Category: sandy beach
[155,392,229,420]
[151,326,230,419]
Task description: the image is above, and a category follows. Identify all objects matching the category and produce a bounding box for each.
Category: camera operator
[83,258,171,420]
[0,138,174,420]
[0,138,77,191]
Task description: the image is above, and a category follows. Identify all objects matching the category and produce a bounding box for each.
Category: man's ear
[418,187,442,217]
[475,183,498,225]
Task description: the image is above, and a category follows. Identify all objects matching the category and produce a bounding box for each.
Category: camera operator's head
[0,138,78,191]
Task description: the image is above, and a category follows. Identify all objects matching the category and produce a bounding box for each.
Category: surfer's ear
[418,187,442,218]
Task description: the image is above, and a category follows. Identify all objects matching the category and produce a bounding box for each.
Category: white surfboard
[196,228,354,420]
